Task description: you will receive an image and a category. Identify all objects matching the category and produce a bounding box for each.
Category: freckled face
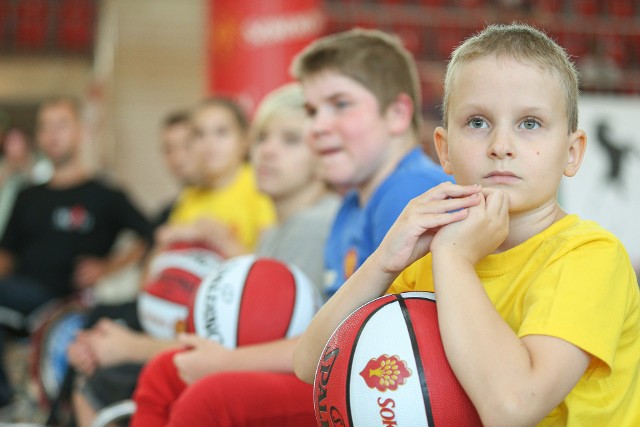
[438,57,581,214]
[302,71,394,193]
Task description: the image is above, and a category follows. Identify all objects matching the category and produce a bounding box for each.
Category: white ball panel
[349,301,430,426]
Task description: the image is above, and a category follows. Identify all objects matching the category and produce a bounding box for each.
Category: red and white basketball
[186,254,322,348]
[314,292,482,427]
[138,242,222,338]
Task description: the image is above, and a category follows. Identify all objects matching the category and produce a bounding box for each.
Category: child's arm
[294,183,482,383]
[431,189,590,426]
[173,335,302,384]
[87,318,180,366]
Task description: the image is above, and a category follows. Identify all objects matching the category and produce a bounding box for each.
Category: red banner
[207,0,325,116]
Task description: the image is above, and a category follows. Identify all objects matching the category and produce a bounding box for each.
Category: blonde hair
[442,23,580,132]
[250,83,305,142]
[291,28,422,136]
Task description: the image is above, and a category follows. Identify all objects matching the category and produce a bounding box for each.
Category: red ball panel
[403,296,482,426]
[144,267,203,306]
[236,258,297,346]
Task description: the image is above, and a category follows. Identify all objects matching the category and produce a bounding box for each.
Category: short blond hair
[291,28,422,136]
[442,23,580,133]
[250,83,305,143]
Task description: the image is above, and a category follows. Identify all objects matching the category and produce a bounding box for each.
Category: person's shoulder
[558,215,619,240]
[15,182,48,200]
[88,174,119,189]
[310,193,341,215]
[371,148,452,206]
[85,175,130,196]
[295,193,341,223]
[547,214,627,255]
[396,147,451,181]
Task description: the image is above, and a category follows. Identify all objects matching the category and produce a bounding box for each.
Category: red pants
[131,349,316,427]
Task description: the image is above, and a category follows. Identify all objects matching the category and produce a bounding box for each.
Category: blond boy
[295,23,640,426]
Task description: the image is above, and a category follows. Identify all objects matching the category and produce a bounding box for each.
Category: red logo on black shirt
[52,205,95,232]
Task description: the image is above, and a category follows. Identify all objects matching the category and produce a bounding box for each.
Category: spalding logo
[360,355,411,392]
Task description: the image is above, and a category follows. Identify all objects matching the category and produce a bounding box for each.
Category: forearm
[222,337,300,373]
[129,335,181,364]
[294,253,397,383]
[432,249,553,426]
[105,239,148,275]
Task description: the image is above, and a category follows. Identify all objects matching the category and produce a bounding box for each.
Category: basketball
[314,291,482,426]
[137,242,222,338]
[186,254,322,348]
[30,299,87,407]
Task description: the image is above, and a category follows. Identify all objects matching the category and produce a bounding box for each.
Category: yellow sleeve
[518,237,637,378]
[386,254,434,294]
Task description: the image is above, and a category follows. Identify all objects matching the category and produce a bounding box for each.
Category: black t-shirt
[0,178,153,294]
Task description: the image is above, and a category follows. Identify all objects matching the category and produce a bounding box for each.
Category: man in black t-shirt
[0,96,152,408]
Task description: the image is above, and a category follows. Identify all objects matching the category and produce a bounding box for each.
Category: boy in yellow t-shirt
[294,23,640,426]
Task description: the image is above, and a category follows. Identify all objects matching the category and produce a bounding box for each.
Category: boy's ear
[434,126,453,174]
[385,93,413,135]
[563,129,587,177]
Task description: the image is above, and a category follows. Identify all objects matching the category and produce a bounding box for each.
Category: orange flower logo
[360,355,412,391]
[344,248,357,280]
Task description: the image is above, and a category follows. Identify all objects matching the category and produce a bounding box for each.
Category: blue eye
[520,118,541,130]
[468,117,487,129]
[334,99,350,110]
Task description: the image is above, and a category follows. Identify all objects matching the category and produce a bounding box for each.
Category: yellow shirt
[169,164,275,252]
[388,215,640,426]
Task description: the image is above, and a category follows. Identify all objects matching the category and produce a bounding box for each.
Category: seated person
[0,126,52,236]
[67,96,278,427]
[151,110,198,230]
[0,96,152,409]
[295,23,640,427]
[154,97,275,257]
[130,28,452,426]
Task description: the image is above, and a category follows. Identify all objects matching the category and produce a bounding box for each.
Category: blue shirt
[323,147,453,296]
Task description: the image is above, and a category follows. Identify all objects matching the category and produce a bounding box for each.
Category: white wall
[93,0,206,215]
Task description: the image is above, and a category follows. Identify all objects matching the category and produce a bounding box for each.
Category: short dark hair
[37,95,82,120]
[291,28,421,136]
[162,110,190,129]
[195,97,249,132]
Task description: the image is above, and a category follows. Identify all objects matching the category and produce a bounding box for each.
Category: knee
[168,373,237,426]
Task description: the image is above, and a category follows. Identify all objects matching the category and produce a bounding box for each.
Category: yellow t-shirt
[388,215,640,426]
[169,164,275,252]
